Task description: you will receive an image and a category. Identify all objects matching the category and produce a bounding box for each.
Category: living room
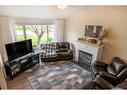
[0,4,127,91]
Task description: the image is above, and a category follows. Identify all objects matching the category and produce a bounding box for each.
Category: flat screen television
[5,39,33,61]
[85,25,103,39]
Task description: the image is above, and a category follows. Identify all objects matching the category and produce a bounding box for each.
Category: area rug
[25,61,92,89]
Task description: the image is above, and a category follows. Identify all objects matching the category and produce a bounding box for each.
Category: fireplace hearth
[78,50,92,71]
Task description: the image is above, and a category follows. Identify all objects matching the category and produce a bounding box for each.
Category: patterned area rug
[25,61,92,89]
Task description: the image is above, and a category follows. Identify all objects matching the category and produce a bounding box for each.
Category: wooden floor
[7,72,32,89]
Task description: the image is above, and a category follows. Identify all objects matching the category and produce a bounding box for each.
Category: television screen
[5,39,33,61]
[85,25,103,38]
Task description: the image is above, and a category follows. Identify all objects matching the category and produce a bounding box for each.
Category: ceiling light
[57,5,67,10]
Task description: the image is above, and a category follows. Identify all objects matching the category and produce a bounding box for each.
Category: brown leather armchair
[91,57,127,86]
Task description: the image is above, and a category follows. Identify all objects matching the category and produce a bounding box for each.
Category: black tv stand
[4,53,40,80]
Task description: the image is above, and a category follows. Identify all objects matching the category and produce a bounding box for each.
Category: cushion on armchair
[108,57,127,74]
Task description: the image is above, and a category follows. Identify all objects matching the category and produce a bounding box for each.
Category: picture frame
[85,25,103,39]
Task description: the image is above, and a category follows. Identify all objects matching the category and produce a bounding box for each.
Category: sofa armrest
[117,68,127,82]
[94,61,108,68]
[99,71,120,86]
[68,49,73,53]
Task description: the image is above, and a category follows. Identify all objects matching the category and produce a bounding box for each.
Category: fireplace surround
[76,41,103,70]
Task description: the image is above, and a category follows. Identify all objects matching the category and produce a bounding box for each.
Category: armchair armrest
[117,68,127,82]
[99,71,120,86]
[90,62,107,79]
[94,61,108,68]
[94,75,114,89]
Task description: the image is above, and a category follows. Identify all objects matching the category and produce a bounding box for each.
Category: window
[15,24,55,46]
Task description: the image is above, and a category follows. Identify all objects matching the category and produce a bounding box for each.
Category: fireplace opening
[78,50,92,71]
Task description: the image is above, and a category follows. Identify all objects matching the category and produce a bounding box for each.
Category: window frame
[15,24,55,46]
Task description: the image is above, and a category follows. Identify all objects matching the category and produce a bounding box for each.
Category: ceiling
[0,6,86,19]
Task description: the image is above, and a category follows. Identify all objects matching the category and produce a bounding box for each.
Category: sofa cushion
[41,43,57,51]
[41,43,51,50]
[41,50,57,58]
[58,42,70,49]
[52,42,59,50]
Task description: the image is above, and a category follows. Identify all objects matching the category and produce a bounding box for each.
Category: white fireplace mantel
[75,40,103,64]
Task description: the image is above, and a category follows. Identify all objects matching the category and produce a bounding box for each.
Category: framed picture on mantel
[85,25,104,39]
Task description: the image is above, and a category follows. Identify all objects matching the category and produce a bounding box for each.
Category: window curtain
[0,54,7,89]
[54,19,65,42]
[0,16,15,61]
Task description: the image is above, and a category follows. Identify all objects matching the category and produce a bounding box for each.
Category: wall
[65,6,127,62]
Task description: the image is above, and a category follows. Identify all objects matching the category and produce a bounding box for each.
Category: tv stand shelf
[4,53,40,80]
